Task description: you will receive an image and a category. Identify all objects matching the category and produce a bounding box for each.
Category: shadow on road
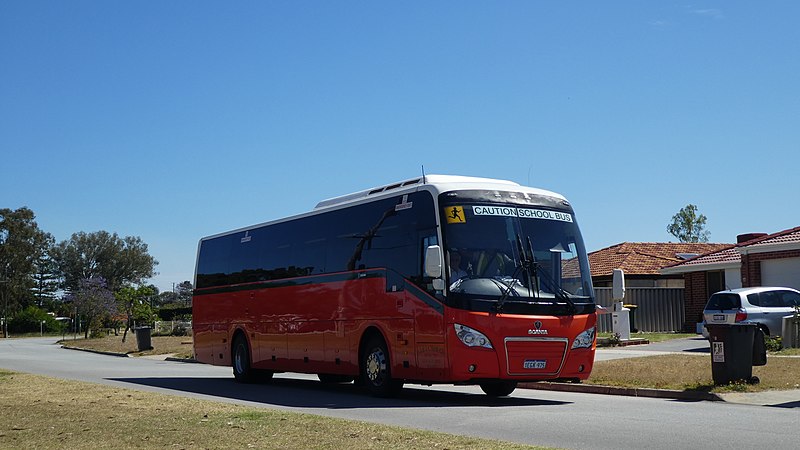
[771,401,800,409]
[108,375,572,409]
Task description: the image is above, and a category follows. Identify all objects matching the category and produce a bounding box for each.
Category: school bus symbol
[446,206,466,224]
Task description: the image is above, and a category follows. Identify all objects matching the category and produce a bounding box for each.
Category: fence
[594,287,685,333]
[153,320,192,336]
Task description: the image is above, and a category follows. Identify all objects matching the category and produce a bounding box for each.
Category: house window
[706,271,725,297]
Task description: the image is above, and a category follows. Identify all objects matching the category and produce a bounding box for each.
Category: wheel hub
[366,349,386,383]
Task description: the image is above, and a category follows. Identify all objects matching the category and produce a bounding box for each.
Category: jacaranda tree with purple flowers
[65,277,117,338]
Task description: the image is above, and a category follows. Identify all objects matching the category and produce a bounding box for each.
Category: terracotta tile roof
[743,226,800,247]
[665,246,739,268]
[663,226,800,272]
[589,242,731,277]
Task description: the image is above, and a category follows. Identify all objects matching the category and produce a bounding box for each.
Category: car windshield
[441,202,593,313]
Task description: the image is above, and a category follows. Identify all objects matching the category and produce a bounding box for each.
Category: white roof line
[314,174,563,210]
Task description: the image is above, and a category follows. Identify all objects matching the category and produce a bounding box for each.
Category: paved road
[2,337,798,449]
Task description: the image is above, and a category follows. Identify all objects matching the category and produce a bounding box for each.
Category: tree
[1,207,53,337]
[65,277,117,339]
[154,281,192,307]
[156,289,177,307]
[31,237,59,309]
[667,204,710,243]
[175,281,193,306]
[52,231,158,292]
[116,284,156,342]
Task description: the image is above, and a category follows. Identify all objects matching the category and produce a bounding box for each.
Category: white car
[702,286,800,338]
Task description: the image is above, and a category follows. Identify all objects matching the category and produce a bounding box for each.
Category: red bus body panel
[193,269,596,384]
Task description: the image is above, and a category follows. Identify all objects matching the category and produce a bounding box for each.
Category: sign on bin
[712,342,725,363]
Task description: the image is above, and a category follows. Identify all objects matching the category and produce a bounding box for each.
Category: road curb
[61,345,129,358]
[519,382,723,402]
[165,357,200,363]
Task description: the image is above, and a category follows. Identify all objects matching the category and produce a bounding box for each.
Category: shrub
[765,335,782,352]
[8,306,64,334]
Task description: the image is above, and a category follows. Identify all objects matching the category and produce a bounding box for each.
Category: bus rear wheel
[232,335,273,383]
[479,380,517,397]
[360,335,403,397]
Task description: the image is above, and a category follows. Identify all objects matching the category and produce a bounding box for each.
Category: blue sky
[2,1,798,292]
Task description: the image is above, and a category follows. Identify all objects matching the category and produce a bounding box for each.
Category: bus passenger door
[412,235,447,379]
[412,293,447,381]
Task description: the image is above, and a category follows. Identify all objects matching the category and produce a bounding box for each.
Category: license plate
[523,360,546,369]
[713,314,725,322]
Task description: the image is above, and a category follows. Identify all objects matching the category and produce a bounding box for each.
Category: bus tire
[318,374,354,384]
[479,380,517,397]
[232,334,256,383]
[360,335,403,397]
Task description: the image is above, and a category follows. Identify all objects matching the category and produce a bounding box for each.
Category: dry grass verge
[60,335,193,358]
[0,370,549,450]
[588,354,800,392]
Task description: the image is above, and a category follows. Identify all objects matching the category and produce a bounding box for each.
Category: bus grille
[504,337,568,376]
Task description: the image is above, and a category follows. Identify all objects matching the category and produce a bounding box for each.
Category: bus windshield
[442,203,594,314]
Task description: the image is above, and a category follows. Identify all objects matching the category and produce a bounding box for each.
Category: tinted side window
[288,214,327,276]
[783,292,800,307]
[706,293,741,310]
[196,191,436,289]
[196,234,235,289]
[758,291,783,308]
[747,293,761,306]
[259,220,292,280]
[228,230,265,285]
[331,192,436,280]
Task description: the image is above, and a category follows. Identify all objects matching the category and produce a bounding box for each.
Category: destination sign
[472,206,573,223]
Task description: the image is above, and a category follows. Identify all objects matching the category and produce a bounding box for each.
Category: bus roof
[314,174,566,210]
[199,174,568,242]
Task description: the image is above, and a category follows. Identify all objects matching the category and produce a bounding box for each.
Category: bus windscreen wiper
[526,236,576,314]
[493,258,524,313]
[492,236,530,313]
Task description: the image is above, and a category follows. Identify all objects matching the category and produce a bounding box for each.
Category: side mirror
[612,268,626,301]
[424,245,443,278]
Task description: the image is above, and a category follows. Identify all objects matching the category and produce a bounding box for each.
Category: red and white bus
[193,175,597,397]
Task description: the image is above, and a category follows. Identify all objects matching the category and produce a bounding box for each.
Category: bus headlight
[454,324,493,349]
[571,327,595,349]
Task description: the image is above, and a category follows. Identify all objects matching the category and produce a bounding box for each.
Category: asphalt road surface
[1,337,797,450]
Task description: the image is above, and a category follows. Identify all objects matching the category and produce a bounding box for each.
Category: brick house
[589,242,730,288]
[661,227,800,331]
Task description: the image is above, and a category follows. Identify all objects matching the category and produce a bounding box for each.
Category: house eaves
[738,241,800,255]
[659,246,740,275]
[660,260,739,275]
[737,226,800,255]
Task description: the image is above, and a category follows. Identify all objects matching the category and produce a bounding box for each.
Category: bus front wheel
[360,335,403,397]
[479,380,517,397]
